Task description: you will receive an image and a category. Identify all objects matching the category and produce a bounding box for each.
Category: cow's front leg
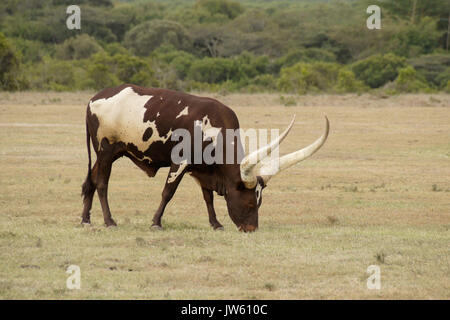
[201,188,224,230]
[151,163,187,230]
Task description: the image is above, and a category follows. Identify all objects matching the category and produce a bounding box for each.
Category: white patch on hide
[175,106,189,119]
[201,115,221,147]
[255,182,262,204]
[167,160,188,183]
[89,87,171,156]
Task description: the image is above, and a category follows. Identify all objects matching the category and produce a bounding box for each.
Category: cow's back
[87,84,240,165]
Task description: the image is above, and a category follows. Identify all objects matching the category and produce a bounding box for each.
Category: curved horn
[258,116,330,184]
[240,115,296,189]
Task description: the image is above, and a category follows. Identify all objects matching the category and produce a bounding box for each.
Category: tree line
[0,0,449,94]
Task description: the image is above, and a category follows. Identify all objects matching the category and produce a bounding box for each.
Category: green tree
[408,53,450,87]
[196,0,244,20]
[55,34,104,60]
[124,20,191,56]
[0,32,24,90]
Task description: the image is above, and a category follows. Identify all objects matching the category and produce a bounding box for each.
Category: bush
[9,38,51,64]
[352,53,407,88]
[151,47,197,80]
[435,67,450,90]
[104,42,130,56]
[277,62,341,94]
[55,34,104,60]
[408,54,450,88]
[188,57,239,83]
[27,57,76,91]
[335,69,367,93]
[87,58,121,90]
[391,66,431,93]
[0,33,26,90]
[274,48,337,72]
[249,74,277,91]
[235,52,270,79]
[112,54,156,86]
[86,52,157,89]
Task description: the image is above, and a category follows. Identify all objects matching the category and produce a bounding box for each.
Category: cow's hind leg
[81,161,98,224]
[96,152,117,227]
[151,163,187,230]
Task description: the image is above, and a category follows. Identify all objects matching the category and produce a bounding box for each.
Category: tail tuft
[81,171,95,200]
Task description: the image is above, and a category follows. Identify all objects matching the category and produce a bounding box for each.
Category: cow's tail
[81,117,95,200]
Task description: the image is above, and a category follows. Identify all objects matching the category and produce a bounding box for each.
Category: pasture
[0,91,449,299]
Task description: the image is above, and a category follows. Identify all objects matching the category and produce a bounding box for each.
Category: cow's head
[226,116,330,232]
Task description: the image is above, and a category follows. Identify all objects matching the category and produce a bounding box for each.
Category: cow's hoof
[105,220,117,227]
[151,224,163,231]
[214,226,224,231]
[81,221,91,227]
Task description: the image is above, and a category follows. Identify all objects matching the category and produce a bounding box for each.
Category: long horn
[240,115,296,189]
[258,116,329,184]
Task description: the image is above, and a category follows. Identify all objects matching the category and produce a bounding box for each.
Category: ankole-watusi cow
[81,84,329,232]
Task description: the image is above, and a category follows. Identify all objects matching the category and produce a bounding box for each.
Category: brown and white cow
[81,84,329,232]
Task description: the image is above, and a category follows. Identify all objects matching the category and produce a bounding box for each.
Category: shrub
[435,68,450,90]
[408,54,450,88]
[391,66,431,93]
[188,57,239,83]
[249,74,277,91]
[0,33,27,90]
[112,54,156,86]
[27,57,76,91]
[277,62,341,94]
[9,38,51,64]
[235,52,270,79]
[86,52,157,89]
[104,42,130,56]
[352,53,407,88]
[55,34,104,60]
[274,48,337,72]
[335,69,367,93]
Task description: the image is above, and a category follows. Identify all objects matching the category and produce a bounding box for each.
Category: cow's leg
[151,163,187,229]
[201,187,224,230]
[81,161,99,224]
[96,153,116,227]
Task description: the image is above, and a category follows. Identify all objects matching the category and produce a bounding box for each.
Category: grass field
[0,91,449,299]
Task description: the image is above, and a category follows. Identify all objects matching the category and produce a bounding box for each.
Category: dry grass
[0,91,449,299]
